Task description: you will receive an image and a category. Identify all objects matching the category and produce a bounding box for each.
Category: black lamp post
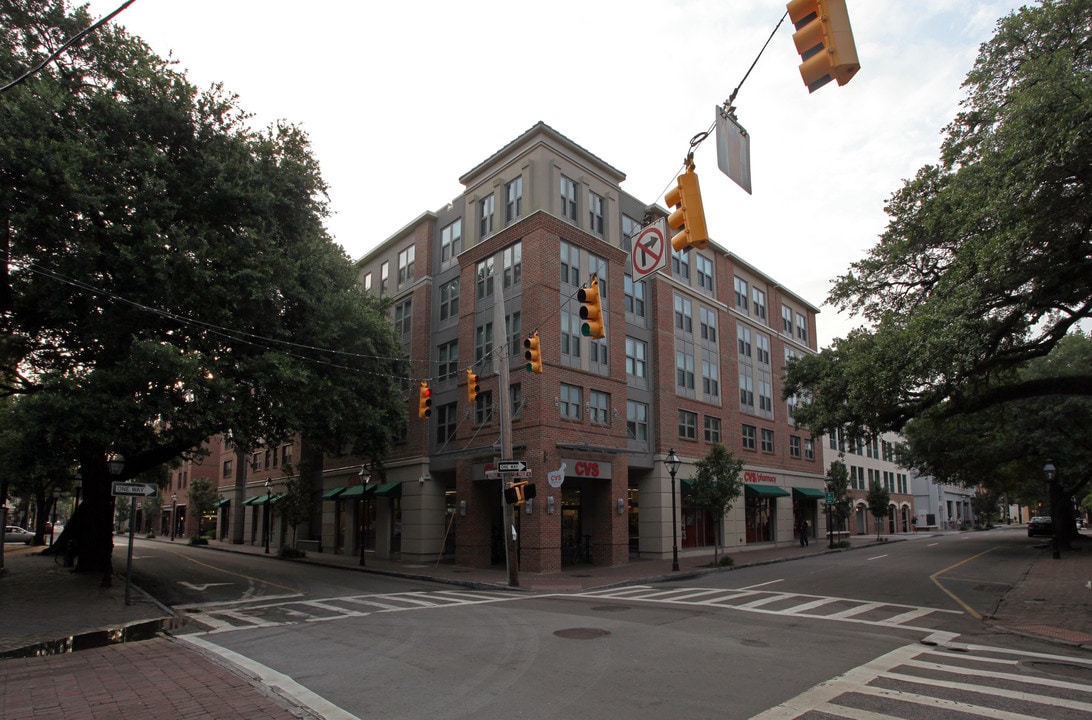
[826,480,835,549]
[666,449,681,572]
[50,487,61,546]
[1043,460,1060,560]
[170,493,177,541]
[359,465,371,567]
[264,479,272,554]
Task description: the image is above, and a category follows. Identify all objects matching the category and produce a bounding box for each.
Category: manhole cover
[591,605,630,612]
[1025,660,1092,682]
[554,628,611,640]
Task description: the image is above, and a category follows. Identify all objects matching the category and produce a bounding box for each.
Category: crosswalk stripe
[901,658,1092,693]
[827,602,884,618]
[852,683,1052,720]
[883,671,1092,713]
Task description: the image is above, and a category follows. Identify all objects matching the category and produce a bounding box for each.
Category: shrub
[279,546,306,559]
[187,536,208,546]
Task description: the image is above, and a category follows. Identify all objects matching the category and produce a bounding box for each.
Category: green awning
[792,487,826,500]
[374,481,402,497]
[242,496,259,506]
[322,487,347,500]
[340,484,376,498]
[745,483,790,498]
[248,493,283,505]
[680,478,694,492]
[215,498,230,507]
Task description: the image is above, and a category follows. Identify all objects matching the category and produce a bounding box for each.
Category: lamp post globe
[665,449,681,572]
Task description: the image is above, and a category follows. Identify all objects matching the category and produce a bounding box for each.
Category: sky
[84,0,1031,347]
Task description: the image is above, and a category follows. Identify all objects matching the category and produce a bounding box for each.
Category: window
[674,294,693,333]
[678,409,697,440]
[363,272,372,292]
[589,390,610,425]
[737,325,752,357]
[436,403,457,446]
[672,248,690,279]
[625,337,647,379]
[755,333,770,365]
[758,374,773,413]
[624,275,646,318]
[590,336,608,368]
[588,190,604,235]
[560,241,580,287]
[702,359,720,397]
[704,416,721,443]
[439,278,460,322]
[474,390,493,426]
[752,287,766,321]
[742,424,757,450]
[734,277,749,310]
[627,401,648,441]
[282,445,292,466]
[761,428,774,453]
[505,177,522,223]
[479,195,494,237]
[790,435,801,458]
[222,459,232,478]
[502,242,522,288]
[397,245,415,286]
[476,257,494,299]
[561,311,581,359]
[739,372,754,410]
[622,215,641,253]
[475,322,493,372]
[676,350,695,390]
[782,305,793,335]
[380,261,389,296]
[699,306,717,342]
[796,313,809,342]
[696,254,714,292]
[440,219,463,264]
[505,311,521,358]
[560,383,582,420]
[510,383,523,420]
[394,299,412,336]
[560,175,577,221]
[437,341,458,382]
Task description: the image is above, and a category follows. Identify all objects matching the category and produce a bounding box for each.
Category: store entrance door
[561,488,587,565]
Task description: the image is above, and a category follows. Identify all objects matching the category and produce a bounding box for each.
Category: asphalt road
[130,531,1092,719]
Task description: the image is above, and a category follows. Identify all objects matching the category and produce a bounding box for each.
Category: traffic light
[665,166,709,252]
[578,274,605,339]
[504,481,537,506]
[786,0,860,93]
[523,332,542,373]
[466,369,479,403]
[418,381,432,418]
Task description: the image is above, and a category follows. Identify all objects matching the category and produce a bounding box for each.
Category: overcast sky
[85,0,1030,346]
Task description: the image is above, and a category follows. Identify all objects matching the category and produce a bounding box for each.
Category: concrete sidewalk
[1,528,1088,719]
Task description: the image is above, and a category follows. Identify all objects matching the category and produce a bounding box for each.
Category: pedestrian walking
[797,518,809,547]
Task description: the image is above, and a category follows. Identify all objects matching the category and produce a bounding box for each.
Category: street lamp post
[50,487,61,546]
[1043,460,1060,560]
[358,466,372,566]
[264,479,272,554]
[665,449,681,572]
[170,493,177,541]
[826,480,835,549]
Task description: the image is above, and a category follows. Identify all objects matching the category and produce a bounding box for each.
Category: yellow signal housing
[665,167,709,252]
[418,382,432,418]
[786,0,860,93]
[577,275,605,339]
[466,369,479,403]
[523,332,543,373]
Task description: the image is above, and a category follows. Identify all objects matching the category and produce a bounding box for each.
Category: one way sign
[111,482,159,498]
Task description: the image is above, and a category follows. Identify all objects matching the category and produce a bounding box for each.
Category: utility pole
[493,281,519,588]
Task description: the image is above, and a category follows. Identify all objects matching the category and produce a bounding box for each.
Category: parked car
[1027,516,1053,537]
[4,526,34,544]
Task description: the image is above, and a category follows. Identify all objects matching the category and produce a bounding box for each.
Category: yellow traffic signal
[466,369,479,403]
[418,381,432,418]
[578,275,605,339]
[523,332,543,373]
[504,481,538,506]
[786,0,859,93]
[665,166,709,252]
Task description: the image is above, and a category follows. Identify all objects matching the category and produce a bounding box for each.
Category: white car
[4,526,34,544]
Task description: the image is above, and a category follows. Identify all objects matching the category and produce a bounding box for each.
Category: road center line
[166,548,301,593]
[868,554,888,560]
[929,546,998,620]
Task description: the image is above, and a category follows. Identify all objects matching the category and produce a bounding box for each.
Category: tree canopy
[1,1,405,572]
[784,0,1092,440]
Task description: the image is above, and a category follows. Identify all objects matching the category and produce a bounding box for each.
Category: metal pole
[125,496,136,605]
[494,282,518,588]
[670,469,679,572]
[264,486,271,554]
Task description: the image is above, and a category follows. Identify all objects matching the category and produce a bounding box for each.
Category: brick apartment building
[197,122,831,572]
[824,430,915,537]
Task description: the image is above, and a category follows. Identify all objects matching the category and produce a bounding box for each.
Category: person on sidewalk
[797,519,809,547]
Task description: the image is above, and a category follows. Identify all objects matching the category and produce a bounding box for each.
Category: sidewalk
[1,529,1089,719]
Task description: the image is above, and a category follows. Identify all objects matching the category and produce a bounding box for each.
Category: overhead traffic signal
[786,0,860,93]
[578,275,605,339]
[503,481,537,506]
[418,381,432,418]
[466,369,479,403]
[523,332,543,373]
[665,165,709,252]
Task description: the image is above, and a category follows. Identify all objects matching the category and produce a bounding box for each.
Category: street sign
[825,492,834,504]
[497,460,527,473]
[111,481,159,498]
[631,219,667,278]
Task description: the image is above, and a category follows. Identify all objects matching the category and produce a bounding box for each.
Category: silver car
[4,525,34,544]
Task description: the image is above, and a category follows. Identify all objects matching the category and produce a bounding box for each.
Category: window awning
[322,487,347,500]
[242,496,259,506]
[374,481,401,497]
[340,484,376,498]
[680,478,694,492]
[248,493,284,505]
[792,487,826,500]
[745,483,790,498]
[215,498,230,507]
